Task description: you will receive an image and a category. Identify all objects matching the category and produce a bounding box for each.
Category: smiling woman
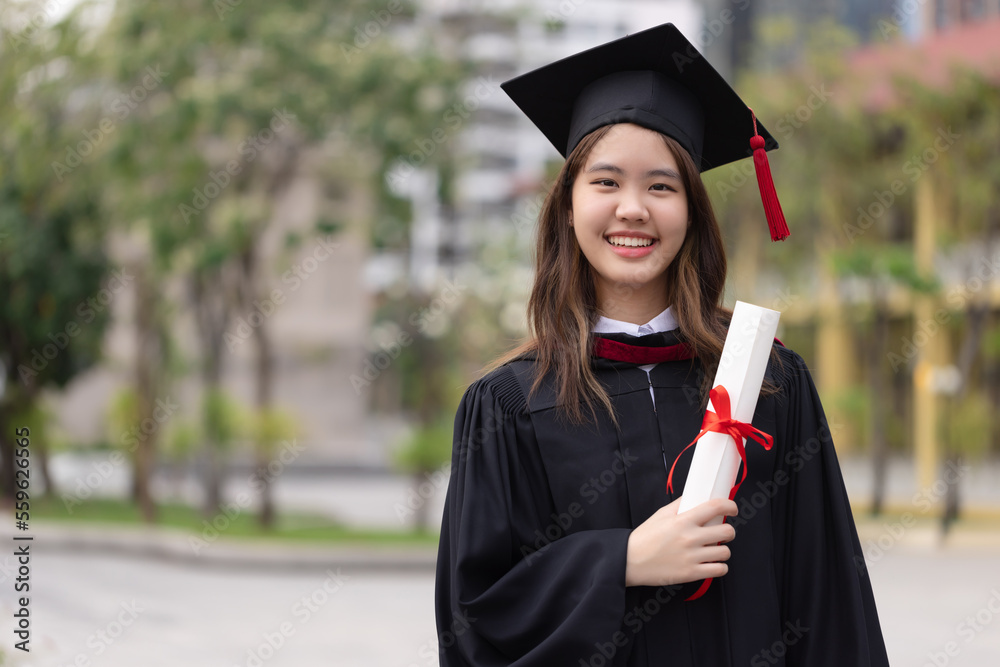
[435,23,889,667]
[570,124,691,325]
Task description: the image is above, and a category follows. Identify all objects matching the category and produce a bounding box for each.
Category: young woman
[435,24,888,666]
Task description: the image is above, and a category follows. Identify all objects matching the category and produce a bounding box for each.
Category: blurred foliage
[369,287,465,412]
[831,384,871,447]
[201,388,245,452]
[984,327,1000,360]
[162,419,201,463]
[9,401,53,447]
[393,417,453,473]
[1,0,468,512]
[947,393,992,461]
[106,389,140,450]
[64,0,467,262]
[0,182,110,394]
[250,406,300,458]
[160,402,300,468]
[828,383,908,454]
[370,272,525,476]
[0,2,113,503]
[830,244,938,294]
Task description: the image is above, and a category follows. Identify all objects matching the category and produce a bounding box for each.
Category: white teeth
[607,235,653,248]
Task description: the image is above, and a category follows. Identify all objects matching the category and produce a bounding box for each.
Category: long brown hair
[488,124,732,424]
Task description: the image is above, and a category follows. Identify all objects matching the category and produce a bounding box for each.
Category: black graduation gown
[435,334,889,666]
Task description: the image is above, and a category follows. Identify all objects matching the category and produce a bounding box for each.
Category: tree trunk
[191,268,232,519]
[256,462,275,529]
[0,406,17,507]
[942,218,998,534]
[1,387,44,506]
[246,141,297,528]
[252,304,276,529]
[942,438,961,535]
[942,301,988,535]
[36,434,55,498]
[202,443,222,519]
[200,376,224,519]
[242,244,277,529]
[133,266,160,523]
[990,350,1000,456]
[254,323,276,529]
[412,469,429,533]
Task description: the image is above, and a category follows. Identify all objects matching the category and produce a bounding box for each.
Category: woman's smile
[605,231,658,257]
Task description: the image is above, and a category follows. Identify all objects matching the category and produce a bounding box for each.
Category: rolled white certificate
[676,301,780,524]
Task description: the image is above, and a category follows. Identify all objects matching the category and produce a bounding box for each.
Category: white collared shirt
[592,306,678,339]
[593,306,678,405]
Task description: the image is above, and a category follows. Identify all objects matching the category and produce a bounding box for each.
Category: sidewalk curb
[853,518,1000,551]
[25,522,438,573]
[21,519,1000,573]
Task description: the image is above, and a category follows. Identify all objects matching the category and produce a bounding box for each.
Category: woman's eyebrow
[645,167,682,180]
[587,162,682,180]
[586,162,625,175]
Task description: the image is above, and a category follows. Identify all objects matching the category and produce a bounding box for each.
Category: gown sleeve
[435,365,633,666]
[770,348,890,666]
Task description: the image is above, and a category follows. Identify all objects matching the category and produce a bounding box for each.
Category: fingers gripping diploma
[625,497,737,587]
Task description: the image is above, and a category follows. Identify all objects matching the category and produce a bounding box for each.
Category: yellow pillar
[814,190,855,451]
[913,178,945,490]
[815,270,855,450]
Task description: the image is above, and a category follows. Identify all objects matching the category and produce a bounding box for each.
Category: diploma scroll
[676,301,780,524]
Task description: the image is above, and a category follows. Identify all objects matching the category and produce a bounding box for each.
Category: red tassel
[749,110,789,242]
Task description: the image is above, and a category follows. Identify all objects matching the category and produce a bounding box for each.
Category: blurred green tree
[201,386,245,517]
[0,6,112,506]
[161,418,200,501]
[59,0,464,519]
[393,416,452,532]
[249,406,300,528]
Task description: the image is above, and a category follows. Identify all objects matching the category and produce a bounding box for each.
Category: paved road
[6,550,437,667]
[4,543,999,666]
[869,547,1000,666]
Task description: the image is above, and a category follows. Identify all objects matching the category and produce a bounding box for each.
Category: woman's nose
[616,188,648,222]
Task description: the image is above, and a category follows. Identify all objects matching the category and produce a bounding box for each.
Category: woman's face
[570,123,689,311]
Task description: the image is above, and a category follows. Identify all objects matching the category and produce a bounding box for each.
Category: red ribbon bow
[665,385,774,600]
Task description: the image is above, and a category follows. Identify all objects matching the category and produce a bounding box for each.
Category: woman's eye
[650,183,676,192]
[592,179,617,187]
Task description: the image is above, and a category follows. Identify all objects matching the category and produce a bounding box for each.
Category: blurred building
[923,0,1000,33]
[390,0,718,291]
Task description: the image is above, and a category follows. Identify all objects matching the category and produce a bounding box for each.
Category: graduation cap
[501,22,789,241]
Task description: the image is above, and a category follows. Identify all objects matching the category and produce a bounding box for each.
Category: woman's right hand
[624,496,737,587]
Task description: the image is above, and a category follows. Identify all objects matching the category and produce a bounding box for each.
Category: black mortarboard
[501,23,789,241]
